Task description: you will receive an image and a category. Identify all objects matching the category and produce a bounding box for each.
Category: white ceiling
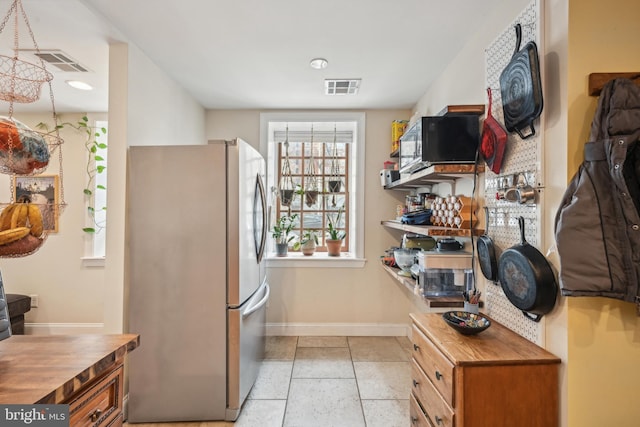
[0,0,503,114]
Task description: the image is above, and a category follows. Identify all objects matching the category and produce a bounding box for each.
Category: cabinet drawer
[105,413,123,427]
[411,359,454,427]
[68,365,123,427]
[409,393,434,427]
[412,324,455,406]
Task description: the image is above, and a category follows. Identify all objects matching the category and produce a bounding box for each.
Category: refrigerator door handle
[253,173,268,263]
[243,279,270,318]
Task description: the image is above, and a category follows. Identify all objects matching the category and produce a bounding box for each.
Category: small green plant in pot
[326,207,346,256]
[272,213,298,257]
[294,230,319,256]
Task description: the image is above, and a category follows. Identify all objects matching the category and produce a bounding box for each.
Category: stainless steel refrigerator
[126,139,269,422]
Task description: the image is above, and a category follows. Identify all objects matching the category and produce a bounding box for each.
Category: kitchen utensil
[442,311,491,335]
[402,233,436,250]
[497,216,558,322]
[394,248,416,277]
[477,207,498,281]
[480,88,508,174]
[437,238,463,252]
[499,23,543,139]
[401,209,432,225]
[516,184,536,204]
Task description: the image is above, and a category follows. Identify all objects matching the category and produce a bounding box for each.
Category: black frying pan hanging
[477,207,498,282]
[498,217,558,322]
[499,23,543,140]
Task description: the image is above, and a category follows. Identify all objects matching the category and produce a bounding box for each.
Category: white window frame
[260,112,366,268]
[81,117,108,268]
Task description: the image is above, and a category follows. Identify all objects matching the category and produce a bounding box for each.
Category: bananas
[27,204,43,237]
[0,201,45,239]
[0,203,16,230]
[10,203,28,229]
[0,227,30,245]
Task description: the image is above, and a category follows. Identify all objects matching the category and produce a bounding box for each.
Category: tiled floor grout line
[280,336,299,427]
[347,336,369,427]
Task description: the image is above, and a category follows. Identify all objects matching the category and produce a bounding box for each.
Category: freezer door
[227,139,267,307]
[226,278,269,421]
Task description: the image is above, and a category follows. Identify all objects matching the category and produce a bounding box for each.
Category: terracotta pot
[326,239,342,256]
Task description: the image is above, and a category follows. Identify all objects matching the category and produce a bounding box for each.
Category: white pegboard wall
[482,0,546,346]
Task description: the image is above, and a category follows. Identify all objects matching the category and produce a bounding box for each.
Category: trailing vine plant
[37,115,107,233]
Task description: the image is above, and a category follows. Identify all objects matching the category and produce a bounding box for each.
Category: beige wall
[566,0,640,425]
[206,109,415,333]
[110,42,206,333]
[0,113,107,331]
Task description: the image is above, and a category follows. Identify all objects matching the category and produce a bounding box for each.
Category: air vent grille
[324,79,360,95]
[19,50,89,72]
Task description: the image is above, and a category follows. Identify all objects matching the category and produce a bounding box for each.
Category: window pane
[275,126,351,253]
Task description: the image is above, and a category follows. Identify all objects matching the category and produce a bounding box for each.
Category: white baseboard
[266,322,410,337]
[24,323,105,335]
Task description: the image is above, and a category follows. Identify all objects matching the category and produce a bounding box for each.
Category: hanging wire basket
[0,54,52,104]
[0,116,62,175]
[0,0,53,104]
[0,0,66,257]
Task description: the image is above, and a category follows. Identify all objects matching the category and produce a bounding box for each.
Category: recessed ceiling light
[65,80,93,91]
[309,58,328,70]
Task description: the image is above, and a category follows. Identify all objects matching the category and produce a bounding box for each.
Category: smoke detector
[324,79,360,95]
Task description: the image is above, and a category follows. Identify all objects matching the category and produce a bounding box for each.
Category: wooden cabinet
[0,334,139,427]
[410,313,560,427]
[68,365,124,427]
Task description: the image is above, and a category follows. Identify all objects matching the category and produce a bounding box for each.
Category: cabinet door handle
[413,343,419,351]
[411,416,418,425]
[89,408,102,422]
[435,370,443,381]
[412,379,419,387]
[435,415,443,425]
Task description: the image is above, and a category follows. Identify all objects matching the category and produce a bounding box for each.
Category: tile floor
[125,335,412,427]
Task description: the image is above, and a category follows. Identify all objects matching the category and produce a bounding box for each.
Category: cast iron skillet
[498,216,558,322]
[499,23,543,140]
[477,207,498,282]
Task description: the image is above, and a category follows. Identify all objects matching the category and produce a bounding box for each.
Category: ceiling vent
[324,79,360,95]
[19,49,89,72]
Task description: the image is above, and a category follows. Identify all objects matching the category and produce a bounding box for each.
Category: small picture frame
[13,175,59,233]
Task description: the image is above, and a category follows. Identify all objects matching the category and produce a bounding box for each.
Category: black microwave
[399,115,480,174]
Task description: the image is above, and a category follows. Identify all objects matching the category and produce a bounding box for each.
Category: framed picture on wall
[13,175,59,233]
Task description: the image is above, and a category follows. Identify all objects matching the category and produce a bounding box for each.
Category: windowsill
[81,256,105,268]
[266,252,367,268]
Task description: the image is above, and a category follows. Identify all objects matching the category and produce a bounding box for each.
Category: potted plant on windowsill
[326,207,345,256]
[294,230,319,256]
[272,213,298,257]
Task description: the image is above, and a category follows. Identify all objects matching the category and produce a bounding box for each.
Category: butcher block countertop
[0,334,139,404]
[410,312,560,365]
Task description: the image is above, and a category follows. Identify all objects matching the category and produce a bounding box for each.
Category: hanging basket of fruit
[0,196,46,257]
